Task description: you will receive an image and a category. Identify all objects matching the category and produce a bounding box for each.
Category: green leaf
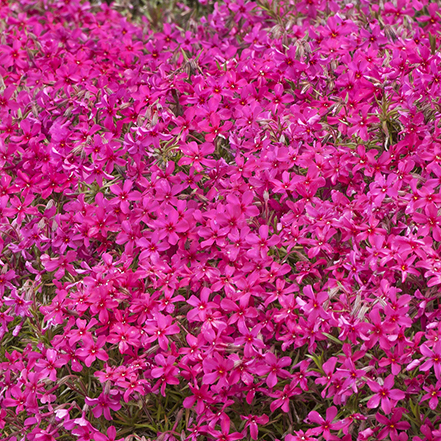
[429,32,437,55]
[133,423,158,431]
[323,332,343,345]
[306,353,323,371]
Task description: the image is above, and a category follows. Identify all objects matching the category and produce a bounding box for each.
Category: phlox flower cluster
[1,0,441,440]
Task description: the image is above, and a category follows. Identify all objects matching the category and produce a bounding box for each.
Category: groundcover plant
[1,0,441,439]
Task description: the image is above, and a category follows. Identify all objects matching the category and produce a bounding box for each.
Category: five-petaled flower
[367,375,406,414]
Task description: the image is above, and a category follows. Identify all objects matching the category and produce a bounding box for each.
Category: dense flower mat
[1,0,441,439]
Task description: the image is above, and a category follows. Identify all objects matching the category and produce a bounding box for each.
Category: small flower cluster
[1,0,441,439]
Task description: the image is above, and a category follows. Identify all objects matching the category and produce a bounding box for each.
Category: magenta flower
[151,354,180,396]
[419,342,441,379]
[203,352,234,388]
[306,406,346,440]
[121,374,149,402]
[40,251,78,280]
[143,313,180,350]
[199,113,233,142]
[3,288,31,317]
[285,431,316,441]
[187,287,217,322]
[35,349,66,382]
[178,141,215,172]
[256,352,292,388]
[76,335,108,367]
[109,179,141,212]
[367,375,406,414]
[240,414,269,440]
[245,224,280,258]
[107,323,140,354]
[269,380,302,412]
[2,386,28,414]
[376,408,410,441]
[234,322,265,357]
[4,193,38,223]
[208,416,244,441]
[154,206,190,246]
[420,382,441,410]
[183,383,213,414]
[85,393,121,421]
[0,39,28,68]
[94,426,124,441]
